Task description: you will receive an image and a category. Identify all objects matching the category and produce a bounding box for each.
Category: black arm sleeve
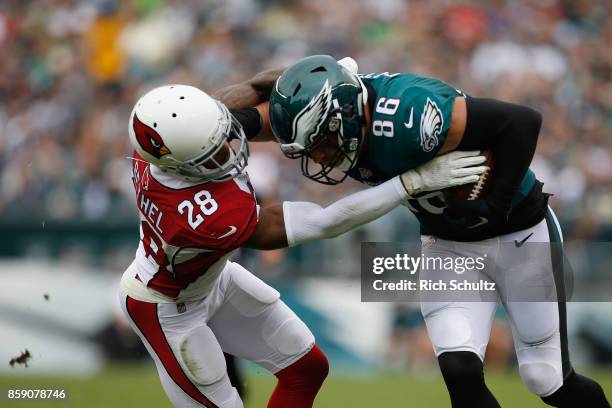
[231,108,262,140]
[458,97,542,212]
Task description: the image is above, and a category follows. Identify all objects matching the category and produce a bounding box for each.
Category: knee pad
[178,325,227,386]
[515,333,563,397]
[264,314,315,357]
[519,361,563,396]
[422,308,476,355]
[228,263,280,317]
[438,351,484,384]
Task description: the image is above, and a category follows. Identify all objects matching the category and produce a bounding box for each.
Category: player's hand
[443,197,509,231]
[337,57,359,74]
[399,150,487,196]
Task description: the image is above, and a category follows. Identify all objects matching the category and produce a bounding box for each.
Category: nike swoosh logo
[467,217,488,229]
[217,226,237,239]
[514,232,533,247]
[404,107,414,128]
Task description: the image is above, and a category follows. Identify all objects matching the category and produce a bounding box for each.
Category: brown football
[444,149,495,201]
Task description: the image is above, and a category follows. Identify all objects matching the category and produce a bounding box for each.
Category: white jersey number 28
[178,190,219,230]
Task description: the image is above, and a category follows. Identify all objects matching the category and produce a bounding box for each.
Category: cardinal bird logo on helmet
[133,114,171,159]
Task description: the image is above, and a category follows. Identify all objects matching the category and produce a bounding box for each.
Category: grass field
[1,364,612,407]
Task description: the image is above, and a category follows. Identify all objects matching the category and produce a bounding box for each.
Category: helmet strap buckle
[345,137,359,152]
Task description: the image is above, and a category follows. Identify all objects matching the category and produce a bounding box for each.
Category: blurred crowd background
[1,0,612,234]
[1,0,612,379]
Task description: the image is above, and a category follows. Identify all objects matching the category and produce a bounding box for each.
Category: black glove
[443,196,510,232]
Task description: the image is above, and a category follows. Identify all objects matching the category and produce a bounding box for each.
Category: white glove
[338,57,358,74]
[400,150,487,196]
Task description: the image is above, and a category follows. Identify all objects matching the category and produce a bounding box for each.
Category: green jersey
[348,72,460,181]
[347,72,547,241]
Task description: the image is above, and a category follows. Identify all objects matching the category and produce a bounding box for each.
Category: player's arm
[438,97,467,154]
[220,58,358,143]
[441,97,542,214]
[213,67,282,142]
[231,103,274,142]
[213,68,284,111]
[244,175,410,250]
[243,150,486,250]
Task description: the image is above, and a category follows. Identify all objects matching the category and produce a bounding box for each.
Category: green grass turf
[1,364,611,407]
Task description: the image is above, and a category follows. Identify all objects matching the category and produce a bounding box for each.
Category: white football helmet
[128,84,248,181]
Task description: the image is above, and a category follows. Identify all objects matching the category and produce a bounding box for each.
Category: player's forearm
[282,177,408,246]
[231,104,275,142]
[213,84,261,111]
[213,68,284,111]
[251,103,275,141]
[458,97,542,212]
[249,68,284,99]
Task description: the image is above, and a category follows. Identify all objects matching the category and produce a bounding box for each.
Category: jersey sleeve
[198,193,259,250]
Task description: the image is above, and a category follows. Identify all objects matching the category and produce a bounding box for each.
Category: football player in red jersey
[120,84,486,408]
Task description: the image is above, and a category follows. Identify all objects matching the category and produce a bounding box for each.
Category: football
[444,149,495,200]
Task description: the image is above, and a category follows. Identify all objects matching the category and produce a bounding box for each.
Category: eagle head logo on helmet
[132,114,172,159]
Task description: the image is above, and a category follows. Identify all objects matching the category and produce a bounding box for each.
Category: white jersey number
[372,97,400,138]
[178,190,219,230]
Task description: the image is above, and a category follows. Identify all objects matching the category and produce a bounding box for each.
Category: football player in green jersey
[214,55,610,408]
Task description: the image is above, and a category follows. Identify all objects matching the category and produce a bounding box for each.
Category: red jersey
[129,152,258,299]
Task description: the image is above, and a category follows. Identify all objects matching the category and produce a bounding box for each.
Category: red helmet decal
[133,114,171,159]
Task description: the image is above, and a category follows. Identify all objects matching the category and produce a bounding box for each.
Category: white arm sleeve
[282,176,408,247]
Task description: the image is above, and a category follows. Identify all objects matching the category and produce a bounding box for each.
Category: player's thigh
[497,209,566,343]
[209,262,314,373]
[120,291,242,407]
[420,236,500,359]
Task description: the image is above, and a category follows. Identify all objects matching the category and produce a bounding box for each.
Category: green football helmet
[269,55,366,185]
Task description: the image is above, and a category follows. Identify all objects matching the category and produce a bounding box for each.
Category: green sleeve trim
[510,170,536,207]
